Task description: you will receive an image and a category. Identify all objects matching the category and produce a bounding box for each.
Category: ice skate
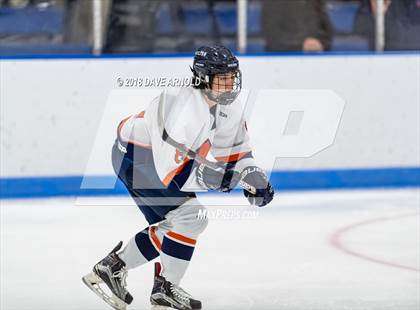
[150,262,201,310]
[82,241,133,310]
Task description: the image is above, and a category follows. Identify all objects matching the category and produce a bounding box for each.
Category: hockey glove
[240,166,274,207]
[196,163,240,192]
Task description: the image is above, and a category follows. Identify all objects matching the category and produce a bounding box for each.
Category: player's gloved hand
[240,166,274,207]
[196,163,240,192]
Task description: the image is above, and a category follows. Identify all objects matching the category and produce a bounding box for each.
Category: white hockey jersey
[118,87,256,192]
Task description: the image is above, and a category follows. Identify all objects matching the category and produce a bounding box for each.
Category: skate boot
[150,262,202,310]
[82,241,133,310]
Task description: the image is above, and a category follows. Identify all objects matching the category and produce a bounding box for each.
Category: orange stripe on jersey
[118,111,152,149]
[215,151,249,163]
[198,140,211,158]
[127,140,152,149]
[149,226,161,250]
[167,231,197,246]
[162,159,190,186]
[117,116,131,136]
[163,140,210,186]
[136,111,145,118]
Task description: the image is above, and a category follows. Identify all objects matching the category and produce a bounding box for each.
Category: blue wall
[1,167,419,199]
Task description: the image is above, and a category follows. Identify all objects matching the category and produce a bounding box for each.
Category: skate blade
[151,304,182,310]
[82,272,127,310]
[151,294,183,310]
[151,306,173,310]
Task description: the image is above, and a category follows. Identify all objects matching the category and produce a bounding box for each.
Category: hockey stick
[156,91,256,195]
[162,129,256,195]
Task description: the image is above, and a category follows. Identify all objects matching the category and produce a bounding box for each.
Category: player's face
[207,70,242,105]
[211,72,235,94]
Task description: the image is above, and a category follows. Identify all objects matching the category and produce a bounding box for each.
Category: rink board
[1,53,419,198]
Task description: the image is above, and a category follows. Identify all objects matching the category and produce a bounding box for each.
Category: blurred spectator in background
[103,0,225,54]
[104,0,160,54]
[0,0,53,7]
[354,0,420,50]
[2,0,417,55]
[1,0,28,6]
[262,0,332,52]
[63,0,97,44]
[0,0,64,47]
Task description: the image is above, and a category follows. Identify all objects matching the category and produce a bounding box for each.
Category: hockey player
[82,45,274,310]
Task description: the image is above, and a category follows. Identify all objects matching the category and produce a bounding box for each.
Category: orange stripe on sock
[167,231,197,246]
[149,226,161,250]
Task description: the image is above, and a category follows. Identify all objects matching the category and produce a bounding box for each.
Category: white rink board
[1,54,419,177]
[1,189,419,309]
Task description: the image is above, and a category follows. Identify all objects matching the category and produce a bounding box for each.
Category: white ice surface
[1,189,419,310]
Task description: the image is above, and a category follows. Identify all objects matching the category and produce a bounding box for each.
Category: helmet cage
[192,68,242,105]
[203,69,242,105]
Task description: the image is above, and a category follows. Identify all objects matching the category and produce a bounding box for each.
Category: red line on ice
[329,213,420,272]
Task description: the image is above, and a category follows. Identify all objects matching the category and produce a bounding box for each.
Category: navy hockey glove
[240,166,274,207]
[196,163,240,192]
